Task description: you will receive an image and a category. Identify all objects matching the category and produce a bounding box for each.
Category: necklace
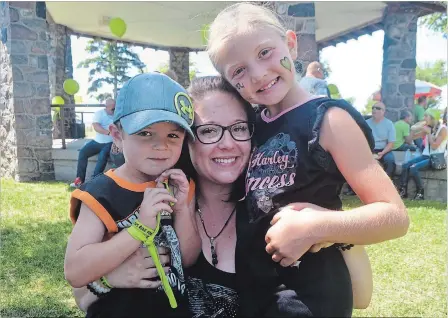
[197,204,237,267]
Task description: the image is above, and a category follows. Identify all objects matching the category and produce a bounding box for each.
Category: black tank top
[236,98,374,317]
[186,252,238,318]
[70,170,193,317]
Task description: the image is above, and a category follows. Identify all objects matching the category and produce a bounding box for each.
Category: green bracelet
[100,276,113,289]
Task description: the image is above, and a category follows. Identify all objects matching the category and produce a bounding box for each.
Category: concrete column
[169,48,190,88]
[381,3,419,122]
[0,1,54,181]
[273,2,318,77]
[47,19,75,138]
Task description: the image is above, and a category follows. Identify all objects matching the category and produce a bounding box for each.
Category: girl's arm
[265,107,409,266]
[341,246,373,309]
[317,107,409,244]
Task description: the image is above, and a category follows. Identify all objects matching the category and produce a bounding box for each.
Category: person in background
[399,108,447,200]
[70,98,115,188]
[393,110,416,151]
[413,96,428,151]
[366,102,396,178]
[299,61,331,97]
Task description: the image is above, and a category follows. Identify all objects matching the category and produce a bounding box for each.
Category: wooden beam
[67,29,203,52]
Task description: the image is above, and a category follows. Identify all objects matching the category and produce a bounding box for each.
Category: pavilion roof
[45,1,446,51]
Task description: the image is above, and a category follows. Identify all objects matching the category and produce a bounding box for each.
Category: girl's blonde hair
[207,2,287,74]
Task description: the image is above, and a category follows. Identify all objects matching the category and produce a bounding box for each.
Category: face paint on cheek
[280,57,292,72]
[235,83,244,90]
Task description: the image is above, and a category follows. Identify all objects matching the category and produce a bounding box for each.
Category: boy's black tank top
[70,170,193,317]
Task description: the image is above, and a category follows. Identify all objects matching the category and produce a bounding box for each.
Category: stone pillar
[169,48,190,88]
[47,19,75,138]
[0,1,54,181]
[273,2,318,77]
[381,3,419,122]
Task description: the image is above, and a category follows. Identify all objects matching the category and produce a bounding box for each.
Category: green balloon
[201,24,209,46]
[52,96,65,105]
[63,79,79,95]
[109,17,127,38]
[328,84,339,95]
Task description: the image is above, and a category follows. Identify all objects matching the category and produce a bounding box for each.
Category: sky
[70,20,447,113]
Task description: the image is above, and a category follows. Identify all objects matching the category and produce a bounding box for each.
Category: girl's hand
[157,169,191,214]
[265,203,331,267]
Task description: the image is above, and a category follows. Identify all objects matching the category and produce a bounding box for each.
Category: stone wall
[381,3,419,122]
[0,1,54,181]
[274,2,318,78]
[169,48,190,88]
[0,1,18,179]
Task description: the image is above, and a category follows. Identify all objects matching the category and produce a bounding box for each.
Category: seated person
[109,142,125,168]
[412,96,428,151]
[346,102,395,196]
[366,102,396,178]
[70,99,115,188]
[393,110,416,151]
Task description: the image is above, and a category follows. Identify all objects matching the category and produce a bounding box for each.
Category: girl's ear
[286,30,298,60]
[109,123,123,150]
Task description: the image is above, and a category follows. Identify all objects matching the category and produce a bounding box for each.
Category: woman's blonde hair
[207,2,287,74]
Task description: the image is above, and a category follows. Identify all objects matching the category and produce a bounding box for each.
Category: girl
[207,3,409,317]
[399,108,447,200]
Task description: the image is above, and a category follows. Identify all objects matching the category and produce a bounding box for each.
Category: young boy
[64,73,201,317]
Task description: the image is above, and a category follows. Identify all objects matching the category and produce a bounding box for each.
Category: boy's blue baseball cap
[114,72,195,139]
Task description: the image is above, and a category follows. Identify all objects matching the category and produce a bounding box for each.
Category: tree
[415,60,447,87]
[420,12,447,34]
[362,99,376,115]
[155,61,198,81]
[320,59,332,79]
[78,40,146,101]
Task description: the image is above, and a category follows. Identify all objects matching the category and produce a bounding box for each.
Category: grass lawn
[1,179,446,317]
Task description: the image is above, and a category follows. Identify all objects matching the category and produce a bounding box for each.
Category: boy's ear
[109,124,123,149]
[286,30,298,60]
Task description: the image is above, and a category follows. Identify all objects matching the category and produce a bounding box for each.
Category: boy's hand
[157,169,190,214]
[139,187,176,229]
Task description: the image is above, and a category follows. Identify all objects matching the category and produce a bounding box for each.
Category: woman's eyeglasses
[192,122,254,144]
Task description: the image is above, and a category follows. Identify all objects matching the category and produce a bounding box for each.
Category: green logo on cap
[174,92,194,126]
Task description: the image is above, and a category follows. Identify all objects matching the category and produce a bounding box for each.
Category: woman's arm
[72,246,171,312]
[341,246,373,309]
[428,126,447,149]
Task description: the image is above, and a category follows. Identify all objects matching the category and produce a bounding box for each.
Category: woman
[75,76,408,316]
[73,76,255,316]
[399,108,447,200]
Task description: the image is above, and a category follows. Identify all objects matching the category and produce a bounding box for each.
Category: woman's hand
[73,246,171,312]
[265,203,331,267]
[157,169,191,214]
[106,246,171,288]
